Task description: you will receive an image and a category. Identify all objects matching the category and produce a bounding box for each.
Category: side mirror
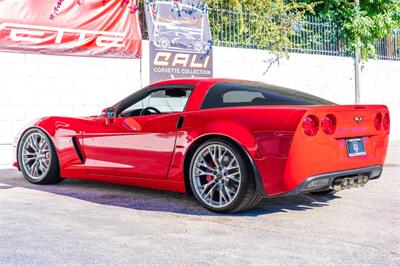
[105,107,116,125]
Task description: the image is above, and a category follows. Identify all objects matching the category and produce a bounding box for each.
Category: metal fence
[139,6,400,61]
[374,31,400,60]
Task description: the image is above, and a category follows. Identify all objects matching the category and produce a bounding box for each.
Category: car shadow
[0,169,340,217]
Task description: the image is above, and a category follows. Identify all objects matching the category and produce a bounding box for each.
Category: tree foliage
[204,0,315,57]
[203,0,399,60]
[299,0,400,59]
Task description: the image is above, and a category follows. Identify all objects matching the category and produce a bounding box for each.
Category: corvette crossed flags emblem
[354,116,364,123]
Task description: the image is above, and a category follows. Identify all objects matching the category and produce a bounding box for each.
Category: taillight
[321,114,336,135]
[302,115,319,136]
[374,113,382,131]
[383,113,390,131]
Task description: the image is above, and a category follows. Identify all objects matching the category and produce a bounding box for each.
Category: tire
[159,37,170,50]
[189,138,261,213]
[193,41,203,53]
[18,128,63,185]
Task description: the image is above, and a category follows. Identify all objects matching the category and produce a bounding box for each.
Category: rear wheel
[189,138,261,213]
[193,41,203,53]
[18,128,63,184]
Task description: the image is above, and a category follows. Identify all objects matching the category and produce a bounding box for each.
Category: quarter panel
[167,107,307,197]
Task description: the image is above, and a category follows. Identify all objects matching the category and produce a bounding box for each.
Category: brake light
[383,113,390,131]
[374,113,382,130]
[302,115,319,136]
[321,114,336,135]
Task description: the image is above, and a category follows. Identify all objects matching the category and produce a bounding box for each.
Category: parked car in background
[156,31,207,53]
[149,1,208,53]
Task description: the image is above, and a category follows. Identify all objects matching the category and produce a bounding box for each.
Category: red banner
[0,0,142,58]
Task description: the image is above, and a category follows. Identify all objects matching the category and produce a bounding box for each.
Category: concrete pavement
[0,144,399,265]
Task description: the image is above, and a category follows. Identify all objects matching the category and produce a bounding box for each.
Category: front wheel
[189,138,261,213]
[18,128,63,184]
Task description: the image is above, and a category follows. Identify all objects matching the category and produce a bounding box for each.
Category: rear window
[201,82,335,109]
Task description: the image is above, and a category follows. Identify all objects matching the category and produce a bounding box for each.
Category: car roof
[147,78,255,87]
[147,78,291,91]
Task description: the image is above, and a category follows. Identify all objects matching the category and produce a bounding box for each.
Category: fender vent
[176,116,184,129]
[72,136,85,163]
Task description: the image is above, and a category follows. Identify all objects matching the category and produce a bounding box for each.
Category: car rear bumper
[273,165,383,197]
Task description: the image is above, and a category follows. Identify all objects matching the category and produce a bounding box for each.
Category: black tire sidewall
[189,138,252,213]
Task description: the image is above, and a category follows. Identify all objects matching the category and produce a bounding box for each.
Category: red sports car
[13,78,390,213]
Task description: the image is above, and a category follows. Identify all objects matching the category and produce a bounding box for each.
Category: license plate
[346,138,366,157]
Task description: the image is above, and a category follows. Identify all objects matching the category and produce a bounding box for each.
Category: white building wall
[0,41,399,166]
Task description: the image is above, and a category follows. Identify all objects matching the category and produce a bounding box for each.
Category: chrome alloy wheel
[191,144,242,208]
[21,132,51,180]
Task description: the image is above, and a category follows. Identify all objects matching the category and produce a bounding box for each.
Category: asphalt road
[1,165,399,265]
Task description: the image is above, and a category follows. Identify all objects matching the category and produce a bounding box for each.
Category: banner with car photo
[145,0,213,83]
[0,0,142,58]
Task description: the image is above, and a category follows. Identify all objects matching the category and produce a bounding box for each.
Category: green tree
[204,0,315,57]
[299,0,400,60]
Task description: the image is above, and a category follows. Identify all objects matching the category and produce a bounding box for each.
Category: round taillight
[374,113,382,131]
[383,113,390,131]
[302,115,319,136]
[321,114,336,135]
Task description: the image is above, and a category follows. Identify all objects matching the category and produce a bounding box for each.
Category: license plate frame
[346,138,366,157]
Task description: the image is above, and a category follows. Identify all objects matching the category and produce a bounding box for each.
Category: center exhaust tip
[333,175,369,191]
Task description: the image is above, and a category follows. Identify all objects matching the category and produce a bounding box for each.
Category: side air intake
[72,136,85,163]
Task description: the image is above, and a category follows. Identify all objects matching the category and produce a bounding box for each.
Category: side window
[201,82,334,109]
[201,84,267,109]
[223,90,265,104]
[146,89,191,112]
[121,88,192,116]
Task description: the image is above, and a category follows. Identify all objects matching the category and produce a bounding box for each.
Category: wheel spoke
[226,157,237,169]
[196,161,214,172]
[35,160,41,175]
[225,165,239,172]
[195,168,215,177]
[33,135,40,150]
[27,137,38,152]
[218,147,227,164]
[30,160,38,175]
[42,159,50,167]
[38,137,47,150]
[225,174,240,183]
[38,160,46,174]
[203,182,218,202]
[224,185,234,201]
[24,157,35,163]
[219,183,228,204]
[199,179,215,191]
[208,146,219,168]
[226,169,240,177]
[200,153,215,169]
